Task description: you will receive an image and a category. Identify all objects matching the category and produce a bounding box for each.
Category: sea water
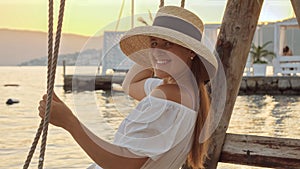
[0,66,299,169]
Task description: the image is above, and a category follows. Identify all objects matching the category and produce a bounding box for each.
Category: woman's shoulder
[150,84,194,110]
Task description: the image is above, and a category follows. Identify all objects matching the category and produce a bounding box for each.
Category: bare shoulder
[151,84,194,110]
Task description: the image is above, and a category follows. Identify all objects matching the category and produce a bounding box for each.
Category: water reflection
[97,91,300,140]
[99,92,300,169]
[228,95,300,139]
[1,66,299,168]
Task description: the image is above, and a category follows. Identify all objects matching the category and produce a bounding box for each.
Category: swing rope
[181,0,185,8]
[23,0,66,168]
[159,0,185,8]
[159,0,164,8]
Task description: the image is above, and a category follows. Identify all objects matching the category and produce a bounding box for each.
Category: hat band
[152,16,202,41]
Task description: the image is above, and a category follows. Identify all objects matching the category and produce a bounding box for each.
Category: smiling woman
[149,37,195,79]
[36,4,219,169]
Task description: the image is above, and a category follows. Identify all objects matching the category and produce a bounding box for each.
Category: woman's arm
[67,118,148,169]
[38,93,148,169]
[122,64,153,101]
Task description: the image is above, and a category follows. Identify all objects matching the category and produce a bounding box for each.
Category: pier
[63,75,300,95]
[63,74,124,92]
[239,76,300,95]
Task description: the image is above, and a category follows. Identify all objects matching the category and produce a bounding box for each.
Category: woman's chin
[154,70,169,79]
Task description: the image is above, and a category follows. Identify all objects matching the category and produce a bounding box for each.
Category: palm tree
[250,41,276,64]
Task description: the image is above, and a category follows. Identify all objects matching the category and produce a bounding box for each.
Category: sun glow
[0,0,295,36]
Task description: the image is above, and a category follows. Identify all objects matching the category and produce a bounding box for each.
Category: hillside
[0,29,103,66]
[19,49,102,66]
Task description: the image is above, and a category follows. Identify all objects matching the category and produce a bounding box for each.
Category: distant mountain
[0,29,103,66]
[19,49,102,66]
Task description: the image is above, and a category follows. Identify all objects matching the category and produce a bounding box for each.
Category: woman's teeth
[156,60,170,65]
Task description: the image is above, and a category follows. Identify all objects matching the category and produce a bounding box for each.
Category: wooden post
[273,23,280,57]
[203,1,264,168]
[291,0,300,27]
[63,60,66,77]
[220,134,300,168]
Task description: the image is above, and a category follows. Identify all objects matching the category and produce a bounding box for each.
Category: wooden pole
[203,1,264,168]
[220,134,300,168]
[63,60,66,77]
[291,0,300,27]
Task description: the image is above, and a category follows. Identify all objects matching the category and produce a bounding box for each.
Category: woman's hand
[38,92,148,169]
[38,92,76,130]
[122,64,153,101]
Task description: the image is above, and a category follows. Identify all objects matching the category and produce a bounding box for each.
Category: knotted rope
[159,0,164,8]
[159,0,185,8]
[23,0,66,168]
[181,0,185,8]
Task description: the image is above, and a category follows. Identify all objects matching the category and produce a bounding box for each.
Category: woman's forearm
[66,117,147,169]
[38,93,147,169]
[122,64,153,95]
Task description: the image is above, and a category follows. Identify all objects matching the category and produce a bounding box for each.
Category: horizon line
[0,28,94,37]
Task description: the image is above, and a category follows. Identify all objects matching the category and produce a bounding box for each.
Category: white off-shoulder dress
[91,78,197,169]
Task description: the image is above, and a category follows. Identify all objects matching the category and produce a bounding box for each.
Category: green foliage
[250,41,276,64]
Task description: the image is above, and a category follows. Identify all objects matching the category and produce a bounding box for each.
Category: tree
[250,41,276,64]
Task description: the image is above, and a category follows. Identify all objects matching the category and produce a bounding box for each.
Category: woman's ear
[190,50,196,58]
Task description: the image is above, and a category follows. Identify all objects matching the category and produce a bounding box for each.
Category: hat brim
[120,26,218,81]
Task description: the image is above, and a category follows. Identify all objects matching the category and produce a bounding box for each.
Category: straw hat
[119,6,218,81]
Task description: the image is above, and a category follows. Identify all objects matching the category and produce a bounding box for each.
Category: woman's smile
[156,59,171,65]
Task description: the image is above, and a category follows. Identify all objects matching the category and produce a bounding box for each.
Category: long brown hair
[187,55,211,169]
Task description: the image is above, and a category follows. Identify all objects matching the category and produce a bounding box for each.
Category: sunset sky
[0,0,296,36]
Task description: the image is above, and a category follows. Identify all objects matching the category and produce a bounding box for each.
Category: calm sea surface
[0,66,299,169]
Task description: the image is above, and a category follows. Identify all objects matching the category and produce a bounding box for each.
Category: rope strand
[23,120,44,169]
[38,0,66,168]
[23,0,54,167]
[23,0,66,168]
[159,0,185,8]
[47,0,54,86]
[159,0,164,8]
[181,0,185,8]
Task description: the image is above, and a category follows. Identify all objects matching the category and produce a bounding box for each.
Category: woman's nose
[151,47,166,56]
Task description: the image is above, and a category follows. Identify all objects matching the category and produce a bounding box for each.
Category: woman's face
[149,37,194,79]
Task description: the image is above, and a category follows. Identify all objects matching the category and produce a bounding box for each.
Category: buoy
[4,84,20,87]
[6,98,20,105]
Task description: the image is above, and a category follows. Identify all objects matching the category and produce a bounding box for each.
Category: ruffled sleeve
[113,96,197,160]
[144,78,163,95]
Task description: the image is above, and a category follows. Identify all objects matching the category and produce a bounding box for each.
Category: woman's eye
[151,41,158,48]
[165,42,173,48]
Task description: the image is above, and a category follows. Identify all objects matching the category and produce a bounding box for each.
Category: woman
[283,46,293,56]
[38,6,218,169]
